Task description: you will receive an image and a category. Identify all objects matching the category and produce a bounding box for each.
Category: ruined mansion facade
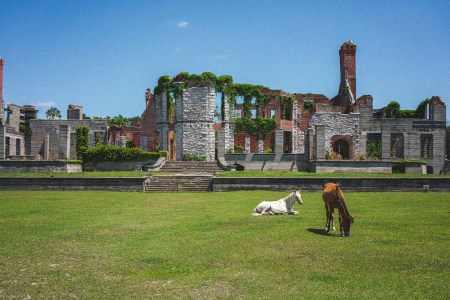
[140,41,447,173]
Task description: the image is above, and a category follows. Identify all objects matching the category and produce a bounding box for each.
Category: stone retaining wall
[1,177,449,192]
[0,160,82,172]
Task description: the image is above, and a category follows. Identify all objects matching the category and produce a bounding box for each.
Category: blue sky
[1,0,449,120]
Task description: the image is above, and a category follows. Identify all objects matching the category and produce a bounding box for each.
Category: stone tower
[0,57,4,124]
[339,40,356,98]
[175,86,216,161]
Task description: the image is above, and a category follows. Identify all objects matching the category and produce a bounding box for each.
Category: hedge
[83,145,167,164]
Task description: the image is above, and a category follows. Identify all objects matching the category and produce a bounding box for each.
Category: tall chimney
[339,41,356,98]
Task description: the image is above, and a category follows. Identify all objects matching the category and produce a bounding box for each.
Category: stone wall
[29,120,108,160]
[309,111,360,158]
[0,160,82,172]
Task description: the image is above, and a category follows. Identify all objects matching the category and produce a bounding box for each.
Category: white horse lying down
[252,191,303,216]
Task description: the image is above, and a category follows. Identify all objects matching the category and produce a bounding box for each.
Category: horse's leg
[331,209,336,231]
[325,205,330,232]
[261,205,272,215]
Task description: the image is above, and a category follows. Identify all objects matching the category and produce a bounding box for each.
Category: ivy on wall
[75,126,90,160]
[153,72,281,135]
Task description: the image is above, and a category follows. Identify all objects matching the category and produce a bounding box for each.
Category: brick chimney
[339,41,356,98]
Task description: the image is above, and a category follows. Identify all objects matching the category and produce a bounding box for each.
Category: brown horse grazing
[322,182,355,237]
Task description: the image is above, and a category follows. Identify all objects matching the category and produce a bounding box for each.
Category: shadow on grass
[307,228,339,237]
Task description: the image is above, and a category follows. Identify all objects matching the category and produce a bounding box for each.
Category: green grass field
[0,191,448,299]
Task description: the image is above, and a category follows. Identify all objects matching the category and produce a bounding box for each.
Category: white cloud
[177,21,189,28]
[216,54,227,59]
[31,101,55,107]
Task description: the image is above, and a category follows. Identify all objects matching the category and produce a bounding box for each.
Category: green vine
[75,126,90,160]
[234,117,277,136]
[280,96,293,119]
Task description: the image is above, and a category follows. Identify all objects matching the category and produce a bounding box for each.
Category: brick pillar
[58,125,71,160]
[316,125,325,159]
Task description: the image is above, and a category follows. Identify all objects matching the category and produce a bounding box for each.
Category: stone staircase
[159,161,224,173]
[144,175,213,192]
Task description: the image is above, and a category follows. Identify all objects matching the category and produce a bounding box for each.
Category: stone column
[58,125,71,160]
[44,134,50,160]
[316,125,325,159]
[308,128,314,160]
[381,126,391,160]
[275,129,283,154]
[245,135,251,153]
[258,139,264,153]
[217,129,225,158]
[118,136,126,147]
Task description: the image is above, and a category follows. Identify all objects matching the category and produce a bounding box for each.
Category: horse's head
[294,190,303,205]
[341,215,355,237]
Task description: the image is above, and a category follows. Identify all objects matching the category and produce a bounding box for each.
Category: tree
[45,107,62,119]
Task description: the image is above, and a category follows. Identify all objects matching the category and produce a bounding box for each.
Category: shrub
[83,145,166,164]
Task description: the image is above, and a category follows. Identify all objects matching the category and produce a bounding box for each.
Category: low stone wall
[0,160,82,173]
[312,160,392,174]
[1,176,448,192]
[0,177,146,192]
[212,177,450,192]
[84,160,156,171]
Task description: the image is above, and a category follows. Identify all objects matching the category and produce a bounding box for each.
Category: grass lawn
[0,191,448,299]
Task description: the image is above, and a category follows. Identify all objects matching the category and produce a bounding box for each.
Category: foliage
[416,98,432,119]
[182,153,207,161]
[234,117,277,135]
[45,107,62,119]
[366,139,382,159]
[90,115,141,127]
[19,124,32,145]
[126,141,136,148]
[384,98,432,119]
[304,99,314,113]
[234,143,245,153]
[94,132,104,146]
[75,126,90,160]
[83,145,166,164]
[280,96,293,119]
[0,191,448,299]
